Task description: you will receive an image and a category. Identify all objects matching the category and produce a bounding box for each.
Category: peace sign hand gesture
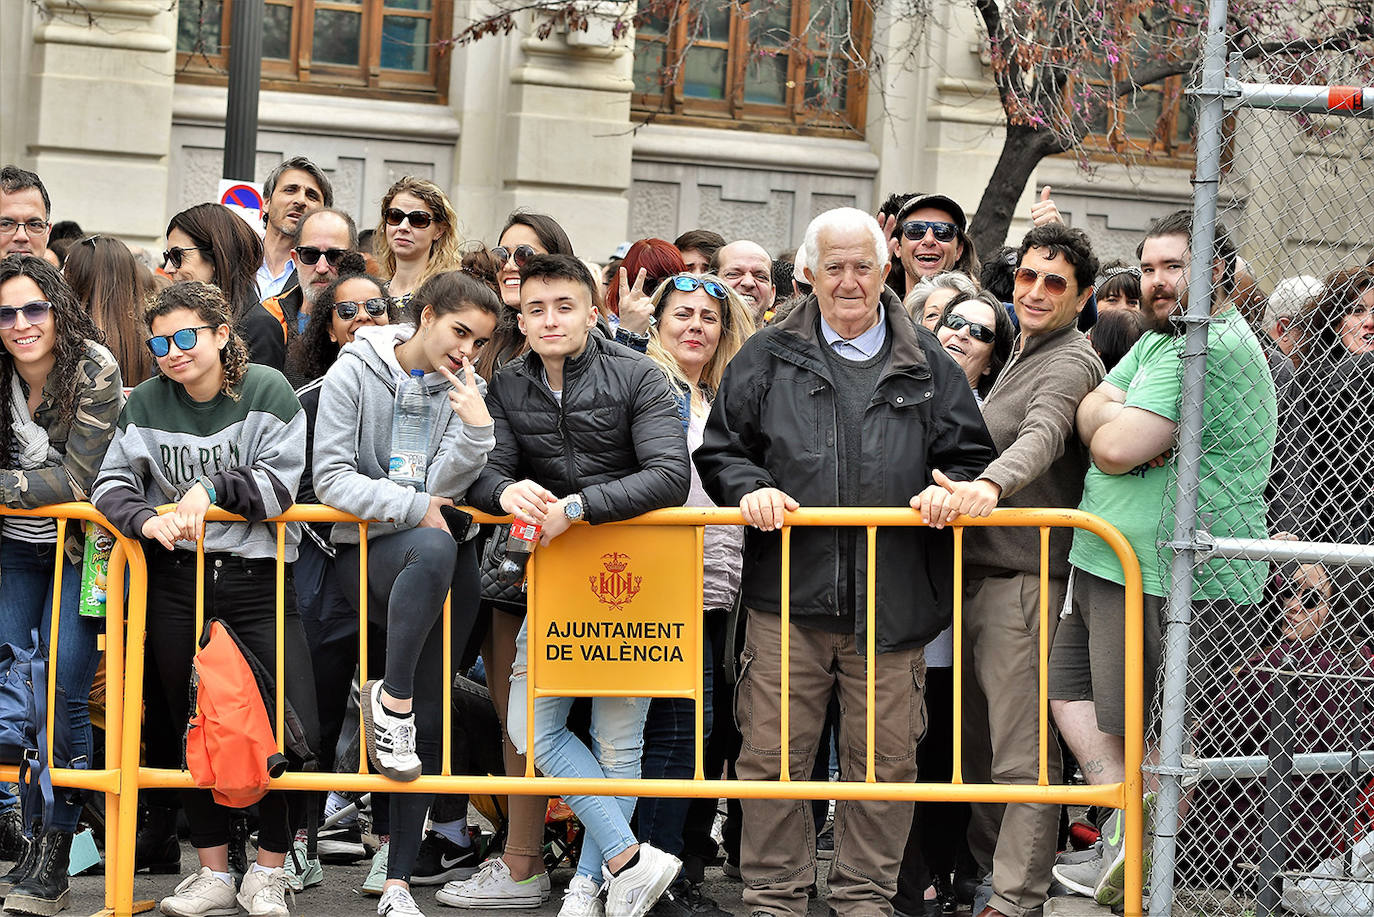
[617,266,656,334]
[437,357,492,427]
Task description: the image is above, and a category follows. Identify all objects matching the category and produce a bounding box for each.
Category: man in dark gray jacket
[695,207,995,917]
[932,223,1105,917]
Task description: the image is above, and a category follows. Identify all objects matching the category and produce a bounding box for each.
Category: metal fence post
[1146,0,1231,908]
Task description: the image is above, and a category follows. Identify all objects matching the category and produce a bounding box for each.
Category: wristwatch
[564,494,584,522]
[194,475,217,505]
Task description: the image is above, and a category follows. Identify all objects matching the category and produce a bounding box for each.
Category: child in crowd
[93,281,318,917]
[453,253,690,917]
[312,270,499,917]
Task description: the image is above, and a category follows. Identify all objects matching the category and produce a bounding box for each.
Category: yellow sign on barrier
[530,523,702,697]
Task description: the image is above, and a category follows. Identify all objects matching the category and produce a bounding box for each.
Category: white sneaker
[434,856,548,908]
[603,844,680,917]
[160,867,237,917]
[361,679,421,781]
[379,884,428,917]
[362,841,390,896]
[559,875,605,917]
[237,866,292,917]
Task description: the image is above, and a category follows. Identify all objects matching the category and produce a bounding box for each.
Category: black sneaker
[0,810,22,863]
[408,830,479,886]
[3,829,71,916]
[648,877,731,916]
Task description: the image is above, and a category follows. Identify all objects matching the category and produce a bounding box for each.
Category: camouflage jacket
[1,341,124,561]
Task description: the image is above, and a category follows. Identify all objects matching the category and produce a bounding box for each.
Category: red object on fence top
[1328,86,1364,112]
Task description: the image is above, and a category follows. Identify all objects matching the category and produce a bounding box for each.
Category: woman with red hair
[607,238,686,351]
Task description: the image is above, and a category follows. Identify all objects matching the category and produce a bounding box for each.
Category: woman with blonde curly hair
[93,281,317,917]
[375,177,463,303]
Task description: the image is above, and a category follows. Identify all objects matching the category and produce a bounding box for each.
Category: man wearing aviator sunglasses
[262,208,358,336]
[921,222,1105,917]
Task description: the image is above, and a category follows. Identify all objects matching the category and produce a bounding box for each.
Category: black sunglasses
[942,312,997,344]
[163,246,212,270]
[147,325,216,358]
[0,301,53,330]
[901,220,958,243]
[1014,267,1070,296]
[296,246,350,267]
[383,208,435,229]
[492,244,537,269]
[669,275,728,300]
[334,298,391,320]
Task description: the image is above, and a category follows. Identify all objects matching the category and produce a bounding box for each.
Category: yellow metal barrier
[0,503,146,917]
[4,503,1141,917]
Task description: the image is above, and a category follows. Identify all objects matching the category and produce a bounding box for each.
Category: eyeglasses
[383,208,435,229]
[901,220,958,243]
[146,325,215,358]
[334,298,391,320]
[942,312,997,344]
[163,246,212,270]
[669,275,728,300]
[492,244,537,269]
[0,218,48,236]
[295,246,349,267]
[0,301,53,330]
[1014,267,1070,296]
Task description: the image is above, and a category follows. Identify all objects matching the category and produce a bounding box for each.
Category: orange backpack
[185,620,289,809]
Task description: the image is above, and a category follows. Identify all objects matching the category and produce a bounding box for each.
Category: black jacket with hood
[693,288,996,653]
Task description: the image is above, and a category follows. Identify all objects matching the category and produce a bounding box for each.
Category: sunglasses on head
[163,246,211,270]
[334,298,391,320]
[669,275,728,300]
[296,246,349,267]
[383,208,435,229]
[147,325,215,358]
[492,244,537,269]
[1014,267,1070,296]
[942,312,996,344]
[901,220,958,243]
[0,301,53,330]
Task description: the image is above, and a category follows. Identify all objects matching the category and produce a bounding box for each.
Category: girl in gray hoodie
[312,271,499,917]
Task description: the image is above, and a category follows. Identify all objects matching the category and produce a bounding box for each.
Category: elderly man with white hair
[1263,274,1322,396]
[695,207,996,917]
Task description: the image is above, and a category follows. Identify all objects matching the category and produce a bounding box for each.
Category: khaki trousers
[736,609,927,917]
[962,572,1065,917]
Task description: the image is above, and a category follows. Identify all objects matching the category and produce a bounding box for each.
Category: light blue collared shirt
[257,258,295,302]
[819,304,887,361]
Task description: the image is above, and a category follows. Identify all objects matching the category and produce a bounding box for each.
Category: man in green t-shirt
[1047,210,1277,907]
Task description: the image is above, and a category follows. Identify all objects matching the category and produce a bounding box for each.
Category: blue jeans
[0,538,101,833]
[509,619,650,882]
[636,618,716,858]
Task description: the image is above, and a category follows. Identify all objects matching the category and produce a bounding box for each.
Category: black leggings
[338,529,481,883]
[144,549,320,854]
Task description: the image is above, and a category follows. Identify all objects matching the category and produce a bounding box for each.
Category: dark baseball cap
[897,193,967,233]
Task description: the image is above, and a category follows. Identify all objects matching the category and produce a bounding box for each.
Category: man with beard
[1048,210,1276,908]
[263,207,358,340]
[258,156,333,300]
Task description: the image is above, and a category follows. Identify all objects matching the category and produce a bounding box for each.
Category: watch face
[566,499,583,520]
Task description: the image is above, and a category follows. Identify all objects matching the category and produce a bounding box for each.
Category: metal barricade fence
[0,502,1145,917]
[0,503,145,917]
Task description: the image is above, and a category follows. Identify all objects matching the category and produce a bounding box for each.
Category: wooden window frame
[632,0,871,138]
[176,0,452,104]
[1078,70,1195,163]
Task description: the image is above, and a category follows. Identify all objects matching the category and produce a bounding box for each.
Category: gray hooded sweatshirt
[313,323,495,544]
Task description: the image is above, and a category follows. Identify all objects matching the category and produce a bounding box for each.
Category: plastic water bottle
[496,520,541,586]
[389,369,432,488]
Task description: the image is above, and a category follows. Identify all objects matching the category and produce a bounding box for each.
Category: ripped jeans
[508,618,650,883]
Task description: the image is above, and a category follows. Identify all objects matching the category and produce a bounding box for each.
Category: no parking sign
[217,178,264,235]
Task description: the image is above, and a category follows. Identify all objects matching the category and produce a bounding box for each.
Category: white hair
[801,207,889,276]
[1264,274,1322,326]
[902,271,978,319]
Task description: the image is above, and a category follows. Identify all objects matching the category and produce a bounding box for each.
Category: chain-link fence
[1151,7,1374,915]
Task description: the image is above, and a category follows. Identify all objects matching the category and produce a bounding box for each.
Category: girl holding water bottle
[312,269,499,917]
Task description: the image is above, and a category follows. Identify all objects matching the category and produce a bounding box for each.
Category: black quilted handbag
[479,523,528,611]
